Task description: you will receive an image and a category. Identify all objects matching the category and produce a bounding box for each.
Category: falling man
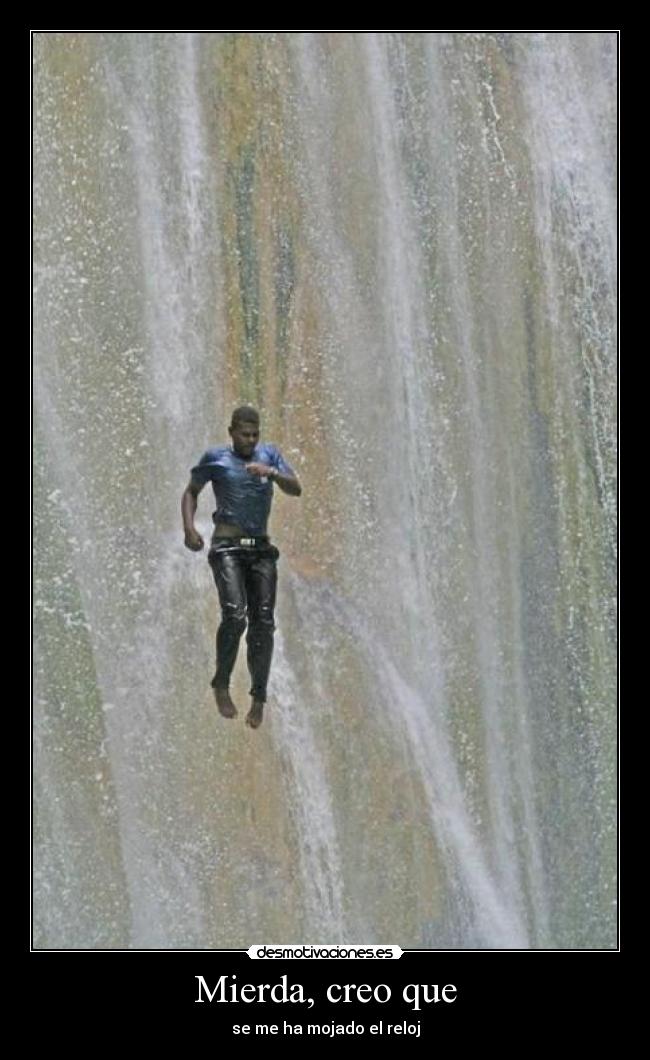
[182,406,302,729]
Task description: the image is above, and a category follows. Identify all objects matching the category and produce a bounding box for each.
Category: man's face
[230,420,260,458]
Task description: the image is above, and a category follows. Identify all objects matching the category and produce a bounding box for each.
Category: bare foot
[246,699,265,729]
[213,686,238,718]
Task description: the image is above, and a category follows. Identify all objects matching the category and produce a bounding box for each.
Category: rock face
[33,32,617,949]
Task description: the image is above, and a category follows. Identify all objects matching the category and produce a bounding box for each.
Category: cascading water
[33,32,617,949]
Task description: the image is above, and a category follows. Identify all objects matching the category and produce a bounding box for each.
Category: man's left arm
[269,464,302,496]
[246,449,302,496]
[269,447,301,496]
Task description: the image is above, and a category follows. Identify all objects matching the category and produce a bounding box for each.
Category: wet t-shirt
[190,443,296,535]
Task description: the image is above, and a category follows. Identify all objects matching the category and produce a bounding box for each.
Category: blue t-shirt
[190,443,296,535]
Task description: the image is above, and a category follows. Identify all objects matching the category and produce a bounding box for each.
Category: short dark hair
[231,405,260,428]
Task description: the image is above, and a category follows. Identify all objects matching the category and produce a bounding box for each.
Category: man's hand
[184,528,205,551]
[247,461,302,496]
[245,462,274,478]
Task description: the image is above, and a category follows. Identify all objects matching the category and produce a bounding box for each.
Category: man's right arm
[181,480,205,551]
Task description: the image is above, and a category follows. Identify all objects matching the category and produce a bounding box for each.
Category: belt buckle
[241,537,255,546]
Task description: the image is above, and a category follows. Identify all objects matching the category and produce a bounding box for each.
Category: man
[182,406,302,729]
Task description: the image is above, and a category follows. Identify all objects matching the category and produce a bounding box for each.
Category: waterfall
[33,31,617,949]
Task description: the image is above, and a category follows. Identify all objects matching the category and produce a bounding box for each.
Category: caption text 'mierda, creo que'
[195,975,457,1011]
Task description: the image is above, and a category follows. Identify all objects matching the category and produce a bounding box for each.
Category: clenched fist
[184,528,204,551]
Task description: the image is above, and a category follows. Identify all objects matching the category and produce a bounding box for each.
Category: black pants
[207,539,279,702]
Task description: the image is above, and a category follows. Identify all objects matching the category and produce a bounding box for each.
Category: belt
[212,536,269,548]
